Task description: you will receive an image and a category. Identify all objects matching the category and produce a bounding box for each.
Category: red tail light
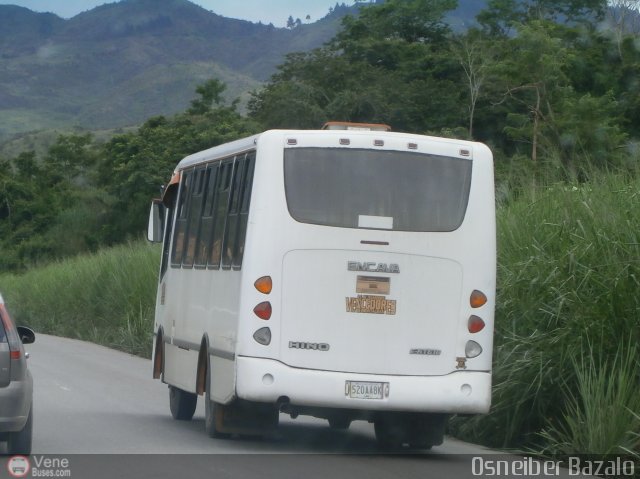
[253,302,272,320]
[0,303,22,359]
[468,315,486,333]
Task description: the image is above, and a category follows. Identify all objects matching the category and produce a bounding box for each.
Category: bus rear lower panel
[235,356,491,414]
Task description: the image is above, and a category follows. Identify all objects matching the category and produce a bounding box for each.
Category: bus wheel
[374,414,407,450]
[169,386,197,421]
[406,413,447,450]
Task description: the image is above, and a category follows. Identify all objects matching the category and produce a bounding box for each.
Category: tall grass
[452,169,640,455]
[538,343,640,457]
[0,240,160,357]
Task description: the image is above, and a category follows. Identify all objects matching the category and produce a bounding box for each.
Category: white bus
[147,123,496,449]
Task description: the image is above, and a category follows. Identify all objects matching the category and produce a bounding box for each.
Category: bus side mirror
[147,200,165,243]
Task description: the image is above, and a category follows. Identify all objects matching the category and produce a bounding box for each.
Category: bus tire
[406,413,447,450]
[328,415,351,430]
[169,386,197,421]
[374,414,407,450]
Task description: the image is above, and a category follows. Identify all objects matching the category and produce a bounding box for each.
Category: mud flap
[216,400,279,436]
[375,412,448,450]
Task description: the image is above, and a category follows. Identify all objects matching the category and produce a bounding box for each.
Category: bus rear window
[284,148,472,232]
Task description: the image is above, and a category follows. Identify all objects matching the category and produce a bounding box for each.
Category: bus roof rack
[321,121,392,132]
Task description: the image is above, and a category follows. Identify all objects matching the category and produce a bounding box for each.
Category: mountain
[0,0,355,142]
[0,0,495,145]
[0,5,64,57]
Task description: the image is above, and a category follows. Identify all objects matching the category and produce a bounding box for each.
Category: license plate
[346,381,388,400]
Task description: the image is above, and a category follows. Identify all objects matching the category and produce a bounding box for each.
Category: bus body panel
[163,344,198,392]
[236,357,491,414]
[156,241,242,403]
[279,249,463,375]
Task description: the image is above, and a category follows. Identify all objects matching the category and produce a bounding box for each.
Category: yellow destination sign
[345,295,397,315]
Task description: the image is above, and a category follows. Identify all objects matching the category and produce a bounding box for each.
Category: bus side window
[159,194,175,279]
[182,167,206,268]
[209,159,234,269]
[171,169,193,267]
[194,163,218,268]
[232,153,255,269]
[222,155,245,270]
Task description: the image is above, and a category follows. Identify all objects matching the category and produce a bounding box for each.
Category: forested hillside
[2,0,639,268]
[0,0,354,140]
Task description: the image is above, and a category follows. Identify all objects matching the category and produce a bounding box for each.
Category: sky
[0,0,355,27]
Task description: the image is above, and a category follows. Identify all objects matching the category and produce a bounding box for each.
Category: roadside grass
[538,343,640,458]
[451,168,640,456]
[0,240,159,358]
[0,168,638,456]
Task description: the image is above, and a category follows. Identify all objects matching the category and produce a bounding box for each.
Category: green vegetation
[0,0,639,459]
[0,241,159,357]
[538,344,640,457]
[0,79,260,268]
[451,169,640,458]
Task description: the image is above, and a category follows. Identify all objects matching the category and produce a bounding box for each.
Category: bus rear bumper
[236,356,491,414]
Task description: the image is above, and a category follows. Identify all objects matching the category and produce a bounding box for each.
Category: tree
[607,0,640,58]
[492,22,573,162]
[489,21,627,168]
[552,92,626,171]
[477,0,523,36]
[250,0,465,133]
[336,0,457,47]
[478,0,607,36]
[451,30,494,138]
[0,137,104,269]
[100,79,259,242]
[188,79,227,115]
[286,15,295,29]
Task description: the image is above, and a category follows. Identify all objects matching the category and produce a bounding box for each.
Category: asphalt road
[0,335,598,479]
